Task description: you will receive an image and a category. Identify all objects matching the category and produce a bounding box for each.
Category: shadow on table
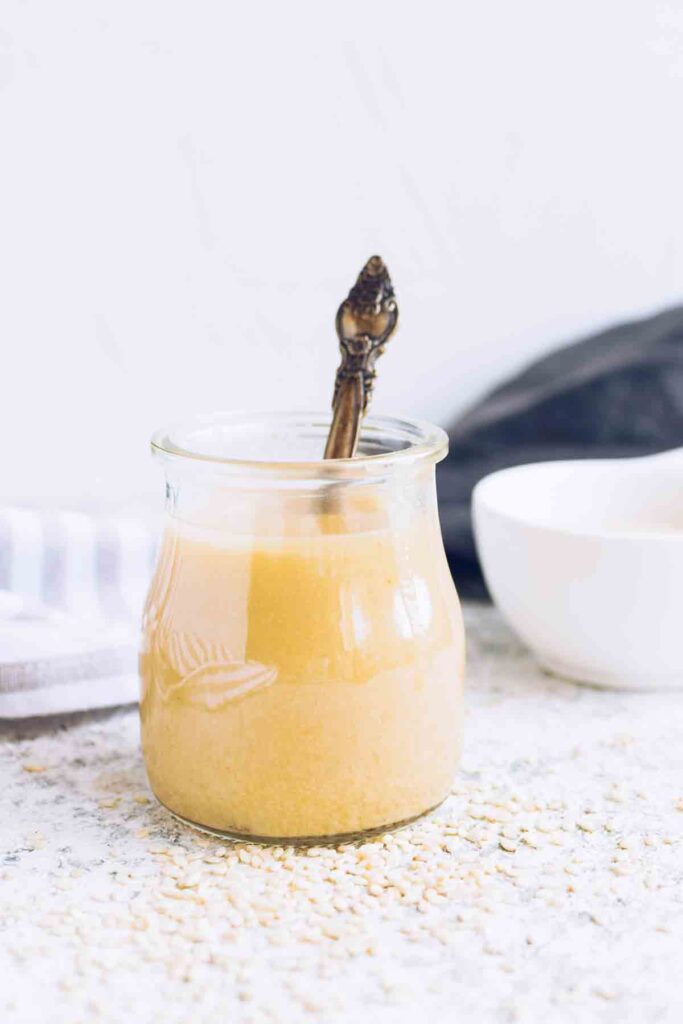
[0,702,137,740]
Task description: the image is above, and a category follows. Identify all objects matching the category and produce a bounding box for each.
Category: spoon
[324,256,399,460]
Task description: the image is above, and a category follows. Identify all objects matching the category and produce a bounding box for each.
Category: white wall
[2,1,683,503]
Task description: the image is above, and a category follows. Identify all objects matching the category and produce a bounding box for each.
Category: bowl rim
[473,457,683,543]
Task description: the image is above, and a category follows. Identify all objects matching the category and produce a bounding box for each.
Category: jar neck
[153,412,447,479]
[164,463,439,539]
[152,412,448,538]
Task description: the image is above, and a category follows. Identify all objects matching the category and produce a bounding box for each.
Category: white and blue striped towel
[0,507,157,718]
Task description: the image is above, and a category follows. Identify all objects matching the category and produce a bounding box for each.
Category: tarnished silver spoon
[324,256,399,460]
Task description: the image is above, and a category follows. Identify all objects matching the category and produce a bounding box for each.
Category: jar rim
[151,411,448,478]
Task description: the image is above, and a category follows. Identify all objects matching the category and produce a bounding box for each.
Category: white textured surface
[2,603,683,1024]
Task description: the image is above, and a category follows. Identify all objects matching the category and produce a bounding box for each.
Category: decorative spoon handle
[324,256,399,460]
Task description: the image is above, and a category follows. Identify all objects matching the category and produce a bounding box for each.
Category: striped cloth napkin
[0,507,157,717]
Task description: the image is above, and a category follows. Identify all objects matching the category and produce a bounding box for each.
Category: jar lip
[151,411,448,477]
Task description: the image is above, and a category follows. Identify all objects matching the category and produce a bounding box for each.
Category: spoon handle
[324,256,399,460]
[324,375,365,460]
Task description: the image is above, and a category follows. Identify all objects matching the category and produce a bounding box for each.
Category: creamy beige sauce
[140,513,464,840]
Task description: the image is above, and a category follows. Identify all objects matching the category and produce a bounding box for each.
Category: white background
[2,1,683,503]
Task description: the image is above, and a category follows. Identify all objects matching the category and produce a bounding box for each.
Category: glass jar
[140,412,465,843]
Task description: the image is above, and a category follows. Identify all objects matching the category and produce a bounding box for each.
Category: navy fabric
[438,305,683,598]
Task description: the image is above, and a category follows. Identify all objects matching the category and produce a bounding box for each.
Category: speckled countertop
[1,604,682,1024]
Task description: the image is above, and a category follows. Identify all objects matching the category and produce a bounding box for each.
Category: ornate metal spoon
[324,256,399,459]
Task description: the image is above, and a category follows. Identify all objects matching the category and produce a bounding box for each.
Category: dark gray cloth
[438,305,683,598]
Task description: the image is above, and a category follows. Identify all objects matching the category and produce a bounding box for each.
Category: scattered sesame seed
[6,614,682,1022]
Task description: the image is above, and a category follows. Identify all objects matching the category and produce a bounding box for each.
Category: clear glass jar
[140,412,465,843]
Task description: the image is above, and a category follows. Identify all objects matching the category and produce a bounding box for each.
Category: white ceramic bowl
[473,447,683,689]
